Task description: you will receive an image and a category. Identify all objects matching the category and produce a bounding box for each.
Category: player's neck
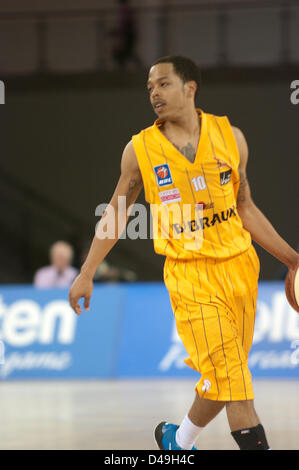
[163,107,200,139]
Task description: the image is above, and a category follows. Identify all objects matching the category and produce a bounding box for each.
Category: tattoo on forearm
[237,171,248,203]
[172,142,196,163]
[127,175,142,197]
[128,178,138,191]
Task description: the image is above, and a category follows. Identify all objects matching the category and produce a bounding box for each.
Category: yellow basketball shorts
[163,244,260,401]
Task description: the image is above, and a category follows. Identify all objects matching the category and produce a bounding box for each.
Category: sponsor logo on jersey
[173,205,237,234]
[220,169,232,185]
[154,164,173,187]
[196,201,214,210]
[215,157,229,169]
[159,188,181,205]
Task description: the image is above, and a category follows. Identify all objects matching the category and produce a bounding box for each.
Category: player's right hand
[68,272,94,315]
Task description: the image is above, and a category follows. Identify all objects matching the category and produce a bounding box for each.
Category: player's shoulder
[203,108,228,121]
[230,125,249,168]
[231,125,246,141]
[230,126,248,158]
[204,109,248,166]
[204,109,243,133]
[203,109,232,134]
[203,109,246,142]
[130,122,157,155]
[121,139,141,173]
[204,109,225,119]
[133,122,156,138]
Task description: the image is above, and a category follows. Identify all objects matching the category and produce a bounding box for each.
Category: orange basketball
[285,263,299,313]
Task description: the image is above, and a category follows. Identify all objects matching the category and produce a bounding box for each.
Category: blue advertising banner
[0,282,298,380]
[0,285,126,379]
[248,282,299,377]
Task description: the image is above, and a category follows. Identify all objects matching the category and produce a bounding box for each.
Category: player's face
[147,63,193,119]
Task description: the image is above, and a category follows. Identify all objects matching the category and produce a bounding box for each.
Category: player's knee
[225,399,255,410]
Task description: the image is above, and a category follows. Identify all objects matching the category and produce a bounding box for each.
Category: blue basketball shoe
[154,421,197,450]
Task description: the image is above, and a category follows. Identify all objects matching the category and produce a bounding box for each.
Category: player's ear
[185,81,197,100]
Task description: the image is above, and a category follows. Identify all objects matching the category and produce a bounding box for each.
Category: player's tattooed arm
[100,141,143,214]
[121,141,143,205]
[69,142,143,312]
[128,176,142,197]
[236,169,249,204]
[172,142,196,163]
[232,125,299,270]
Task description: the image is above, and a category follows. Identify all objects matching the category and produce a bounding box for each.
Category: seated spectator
[80,242,137,283]
[95,259,137,283]
[34,241,78,288]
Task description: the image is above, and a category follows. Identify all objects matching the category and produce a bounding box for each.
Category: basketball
[285,263,299,313]
[157,166,168,179]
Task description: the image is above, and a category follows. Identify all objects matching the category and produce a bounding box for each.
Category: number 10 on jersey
[191,175,206,191]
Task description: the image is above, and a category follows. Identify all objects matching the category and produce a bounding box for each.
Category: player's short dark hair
[151,55,201,101]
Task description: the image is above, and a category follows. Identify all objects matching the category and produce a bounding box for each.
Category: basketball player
[69,56,299,450]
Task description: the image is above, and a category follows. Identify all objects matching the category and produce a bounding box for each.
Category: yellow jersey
[132,108,251,260]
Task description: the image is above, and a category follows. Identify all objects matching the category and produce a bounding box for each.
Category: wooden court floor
[0,379,298,450]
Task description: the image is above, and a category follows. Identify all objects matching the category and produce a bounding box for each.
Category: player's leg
[172,390,269,451]
[188,393,225,427]
[154,298,227,450]
[187,303,265,450]
[226,400,270,450]
[175,394,225,449]
[155,301,238,450]
[225,246,270,450]
[226,399,260,430]
[156,252,267,450]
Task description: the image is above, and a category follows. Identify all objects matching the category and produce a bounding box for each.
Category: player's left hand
[69,272,94,315]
